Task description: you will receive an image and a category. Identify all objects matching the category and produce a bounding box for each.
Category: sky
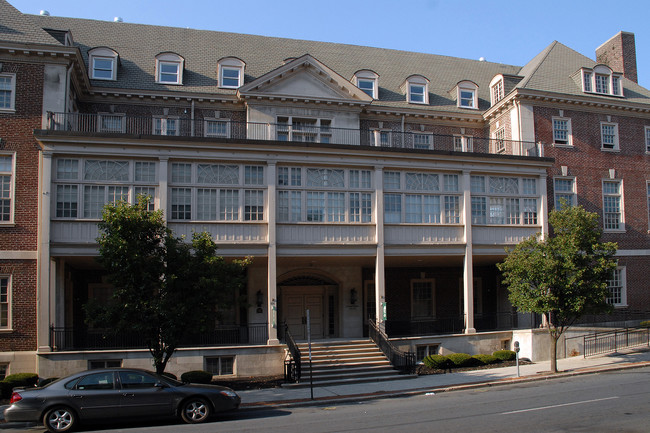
[8,0,650,88]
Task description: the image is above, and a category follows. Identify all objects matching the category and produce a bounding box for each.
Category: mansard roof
[0,0,60,45]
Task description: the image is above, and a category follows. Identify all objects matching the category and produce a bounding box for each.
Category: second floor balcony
[45,112,542,157]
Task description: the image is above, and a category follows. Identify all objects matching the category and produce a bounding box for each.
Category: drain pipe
[401,115,405,147]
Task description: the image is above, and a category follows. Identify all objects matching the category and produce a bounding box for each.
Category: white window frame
[456,81,478,109]
[155,53,184,85]
[453,135,473,152]
[602,179,624,231]
[493,128,506,153]
[553,177,577,209]
[404,75,429,104]
[218,57,245,89]
[370,129,391,147]
[354,70,379,99]
[0,73,16,112]
[606,267,627,307]
[413,132,433,150]
[552,117,572,146]
[581,66,624,97]
[600,122,619,151]
[153,117,179,136]
[0,153,15,224]
[204,118,231,138]
[490,75,504,105]
[97,113,126,133]
[88,48,119,81]
[0,275,11,330]
[205,356,235,376]
[645,126,650,153]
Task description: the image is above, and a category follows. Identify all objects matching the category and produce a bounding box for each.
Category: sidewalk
[238,347,650,409]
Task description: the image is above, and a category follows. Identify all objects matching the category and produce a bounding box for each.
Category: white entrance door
[282,287,324,340]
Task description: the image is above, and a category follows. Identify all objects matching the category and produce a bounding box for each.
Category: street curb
[239,360,650,410]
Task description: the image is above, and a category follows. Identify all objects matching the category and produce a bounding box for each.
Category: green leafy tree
[87,196,250,374]
[497,204,617,373]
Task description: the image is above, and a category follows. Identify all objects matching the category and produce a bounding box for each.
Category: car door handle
[71,395,83,399]
[122,393,135,397]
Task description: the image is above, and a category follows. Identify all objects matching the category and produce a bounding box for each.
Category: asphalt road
[4,368,649,432]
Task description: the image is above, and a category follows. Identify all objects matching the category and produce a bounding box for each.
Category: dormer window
[88,47,119,81]
[403,75,429,104]
[155,53,184,85]
[218,57,246,89]
[353,70,379,99]
[490,75,505,105]
[455,80,478,109]
[581,66,623,97]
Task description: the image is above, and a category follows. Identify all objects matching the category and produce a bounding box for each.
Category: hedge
[472,354,498,365]
[447,353,476,368]
[493,350,516,361]
[422,354,451,370]
[1,373,39,399]
[180,370,213,384]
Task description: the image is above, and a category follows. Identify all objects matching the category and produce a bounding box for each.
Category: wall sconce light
[350,288,358,305]
[256,290,263,313]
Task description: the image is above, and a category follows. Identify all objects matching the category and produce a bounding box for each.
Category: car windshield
[153,373,185,387]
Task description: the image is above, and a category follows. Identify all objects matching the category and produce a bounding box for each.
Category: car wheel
[43,406,76,433]
[181,397,212,423]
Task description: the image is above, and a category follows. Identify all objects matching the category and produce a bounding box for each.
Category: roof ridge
[517,41,558,89]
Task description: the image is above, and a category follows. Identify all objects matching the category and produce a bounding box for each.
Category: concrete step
[282,373,418,389]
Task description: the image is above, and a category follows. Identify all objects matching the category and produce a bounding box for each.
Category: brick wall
[0,261,37,351]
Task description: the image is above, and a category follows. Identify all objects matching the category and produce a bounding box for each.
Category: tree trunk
[550,332,558,373]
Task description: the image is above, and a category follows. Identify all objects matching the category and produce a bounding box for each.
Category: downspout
[401,115,405,147]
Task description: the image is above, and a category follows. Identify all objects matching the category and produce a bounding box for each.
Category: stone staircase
[282,339,417,388]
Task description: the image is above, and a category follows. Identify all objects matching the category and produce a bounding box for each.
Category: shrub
[472,354,498,366]
[422,354,450,370]
[1,373,39,399]
[180,370,213,384]
[493,350,516,361]
[640,321,650,328]
[447,353,476,368]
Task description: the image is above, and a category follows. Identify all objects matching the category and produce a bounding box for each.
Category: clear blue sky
[9,0,650,88]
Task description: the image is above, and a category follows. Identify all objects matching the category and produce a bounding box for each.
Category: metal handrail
[368,319,416,373]
[583,327,650,357]
[283,323,302,382]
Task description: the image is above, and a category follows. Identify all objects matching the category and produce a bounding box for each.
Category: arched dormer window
[155,52,184,85]
[218,57,246,89]
[454,80,479,109]
[402,75,429,104]
[353,70,379,99]
[88,47,119,81]
[581,65,623,96]
[490,74,505,105]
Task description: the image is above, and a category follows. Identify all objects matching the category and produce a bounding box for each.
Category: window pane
[171,188,192,220]
[306,192,325,222]
[135,162,156,182]
[197,188,217,220]
[384,193,401,223]
[244,190,264,221]
[56,185,78,218]
[172,163,192,183]
[327,192,345,222]
[220,189,239,221]
[83,185,105,219]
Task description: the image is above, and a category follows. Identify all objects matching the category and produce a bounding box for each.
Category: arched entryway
[278,274,339,341]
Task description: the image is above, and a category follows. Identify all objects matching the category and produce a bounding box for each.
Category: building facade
[0,0,648,378]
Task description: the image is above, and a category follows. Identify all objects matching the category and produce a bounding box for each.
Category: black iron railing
[583,327,650,357]
[49,323,268,351]
[369,319,415,374]
[283,323,301,383]
[44,112,542,157]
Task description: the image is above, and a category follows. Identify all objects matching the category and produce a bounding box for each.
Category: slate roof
[0,0,60,45]
[3,0,650,110]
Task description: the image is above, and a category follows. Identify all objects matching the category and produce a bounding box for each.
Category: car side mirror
[155,382,168,388]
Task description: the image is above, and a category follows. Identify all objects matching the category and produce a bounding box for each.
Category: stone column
[266,163,279,344]
[37,152,53,352]
[462,171,475,334]
[374,167,386,329]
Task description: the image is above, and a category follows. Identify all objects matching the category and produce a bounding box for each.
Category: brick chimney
[596,31,638,83]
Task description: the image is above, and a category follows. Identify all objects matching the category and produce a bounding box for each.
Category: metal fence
[283,323,302,383]
[583,327,650,357]
[49,323,268,351]
[45,111,541,156]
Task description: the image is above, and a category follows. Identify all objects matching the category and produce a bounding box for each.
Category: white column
[158,157,169,221]
[462,171,476,334]
[37,152,53,352]
[374,167,386,328]
[539,173,548,240]
[266,163,279,344]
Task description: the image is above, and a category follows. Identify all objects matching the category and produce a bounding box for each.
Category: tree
[87,196,250,374]
[497,204,617,373]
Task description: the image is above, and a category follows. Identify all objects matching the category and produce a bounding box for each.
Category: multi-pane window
[606,268,626,306]
[370,130,391,147]
[169,163,263,222]
[91,57,115,80]
[157,61,181,84]
[491,80,504,104]
[384,171,461,224]
[98,114,125,133]
[153,117,178,136]
[612,76,621,96]
[0,155,14,222]
[493,128,506,153]
[54,159,157,219]
[205,356,234,375]
[357,78,375,98]
[277,117,331,143]
[411,279,434,318]
[552,118,572,145]
[554,178,576,209]
[278,167,370,223]
[470,175,538,226]
[0,74,16,111]
[603,180,623,230]
[595,74,609,94]
[459,89,476,108]
[0,276,9,329]
[413,133,432,150]
[454,136,473,152]
[583,71,592,92]
[204,119,230,138]
[220,67,241,88]
[601,123,619,150]
[645,126,650,153]
[582,68,622,96]
[409,84,426,103]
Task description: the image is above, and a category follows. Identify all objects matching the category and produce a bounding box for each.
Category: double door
[282,287,325,340]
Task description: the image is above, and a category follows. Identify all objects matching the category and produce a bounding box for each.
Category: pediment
[239,54,372,104]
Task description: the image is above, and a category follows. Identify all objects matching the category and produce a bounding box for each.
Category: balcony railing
[49,323,268,351]
[45,112,542,157]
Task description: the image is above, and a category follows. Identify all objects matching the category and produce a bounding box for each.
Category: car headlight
[219,390,238,399]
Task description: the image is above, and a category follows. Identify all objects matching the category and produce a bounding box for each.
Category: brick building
[0,0,648,378]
